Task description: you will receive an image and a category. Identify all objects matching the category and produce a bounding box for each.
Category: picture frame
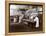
[5,1,45,36]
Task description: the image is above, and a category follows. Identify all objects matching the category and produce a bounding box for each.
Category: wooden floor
[9,22,42,32]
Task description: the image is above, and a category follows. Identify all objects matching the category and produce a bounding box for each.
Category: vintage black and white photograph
[9,3,43,32]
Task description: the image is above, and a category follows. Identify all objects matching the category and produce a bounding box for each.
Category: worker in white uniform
[25,8,39,28]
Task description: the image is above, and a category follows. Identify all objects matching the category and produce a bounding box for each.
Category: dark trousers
[28,22,36,30]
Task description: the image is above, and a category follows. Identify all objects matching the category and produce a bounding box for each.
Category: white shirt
[34,17,39,28]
